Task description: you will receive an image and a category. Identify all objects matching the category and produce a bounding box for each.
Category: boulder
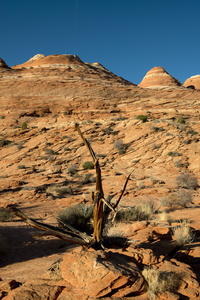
[184,75,200,90]
[61,248,146,298]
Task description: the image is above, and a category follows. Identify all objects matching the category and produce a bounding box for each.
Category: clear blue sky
[1,0,200,85]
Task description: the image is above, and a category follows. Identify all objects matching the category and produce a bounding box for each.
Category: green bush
[57,203,94,234]
[21,122,27,130]
[82,161,94,170]
[177,116,185,124]
[136,115,148,122]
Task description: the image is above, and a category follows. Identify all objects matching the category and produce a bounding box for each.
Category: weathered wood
[10,124,132,249]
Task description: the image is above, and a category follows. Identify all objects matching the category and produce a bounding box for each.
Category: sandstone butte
[139,66,182,88]
[184,75,200,90]
[0,54,200,299]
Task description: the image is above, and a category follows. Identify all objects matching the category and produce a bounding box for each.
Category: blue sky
[1,0,200,85]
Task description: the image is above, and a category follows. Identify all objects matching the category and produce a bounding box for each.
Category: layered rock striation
[139,66,182,88]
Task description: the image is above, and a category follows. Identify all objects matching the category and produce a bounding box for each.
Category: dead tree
[10,123,131,249]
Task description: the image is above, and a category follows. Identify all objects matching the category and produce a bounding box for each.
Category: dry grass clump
[67,163,77,176]
[0,209,13,222]
[114,139,126,155]
[162,190,193,208]
[142,267,181,298]
[115,201,155,223]
[172,220,195,246]
[46,185,72,196]
[80,173,96,184]
[176,173,199,189]
[57,203,94,234]
[157,211,173,225]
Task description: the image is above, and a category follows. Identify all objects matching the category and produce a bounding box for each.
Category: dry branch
[9,123,132,249]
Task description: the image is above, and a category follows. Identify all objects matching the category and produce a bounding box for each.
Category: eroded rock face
[61,248,146,298]
[139,66,182,88]
[0,58,9,68]
[184,75,200,90]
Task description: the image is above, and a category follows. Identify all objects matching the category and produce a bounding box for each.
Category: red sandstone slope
[0,54,200,299]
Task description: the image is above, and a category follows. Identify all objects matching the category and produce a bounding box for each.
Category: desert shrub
[162,190,193,208]
[0,209,13,222]
[142,268,181,298]
[55,186,72,195]
[17,141,25,150]
[114,139,126,155]
[158,211,173,224]
[187,129,198,136]
[57,203,94,234]
[82,161,94,170]
[172,221,195,246]
[176,173,199,189]
[136,115,148,122]
[152,143,160,150]
[67,164,77,176]
[80,173,96,184]
[177,116,185,124]
[103,127,118,136]
[0,139,12,147]
[168,151,182,157]
[17,164,26,169]
[115,202,155,223]
[45,148,58,155]
[21,122,27,130]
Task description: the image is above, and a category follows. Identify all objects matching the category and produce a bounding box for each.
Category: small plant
[114,139,126,155]
[187,129,198,136]
[142,268,181,298]
[172,221,195,246]
[177,115,185,124]
[67,164,77,176]
[136,115,148,122]
[0,209,13,222]
[82,161,94,170]
[162,190,193,208]
[57,203,94,234]
[45,148,57,155]
[115,201,155,223]
[103,127,118,136]
[176,173,199,189]
[55,186,72,195]
[17,164,26,169]
[0,139,12,147]
[21,122,27,130]
[80,173,96,184]
[168,151,182,157]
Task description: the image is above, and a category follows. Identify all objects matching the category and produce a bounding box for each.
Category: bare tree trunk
[9,123,132,249]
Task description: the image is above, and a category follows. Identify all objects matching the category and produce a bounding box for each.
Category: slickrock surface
[139,66,182,88]
[0,54,200,299]
[184,75,200,90]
